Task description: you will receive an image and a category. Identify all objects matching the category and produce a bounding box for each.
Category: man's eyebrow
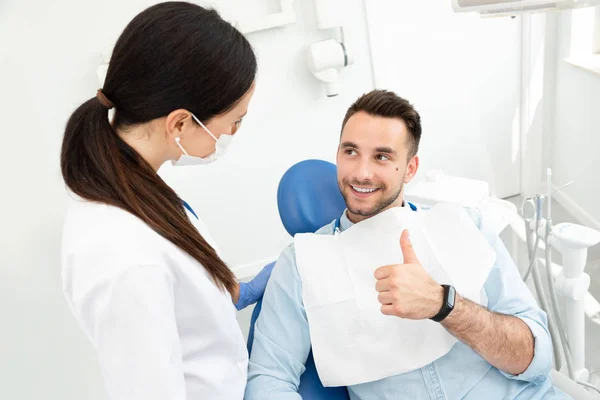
[340,142,397,155]
[375,146,397,155]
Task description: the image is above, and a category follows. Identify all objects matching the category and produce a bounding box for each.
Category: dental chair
[246,159,598,400]
[247,159,350,399]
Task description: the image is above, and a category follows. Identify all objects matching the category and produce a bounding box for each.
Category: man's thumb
[400,230,418,263]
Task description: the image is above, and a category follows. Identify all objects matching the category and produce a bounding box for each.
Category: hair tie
[96,89,115,110]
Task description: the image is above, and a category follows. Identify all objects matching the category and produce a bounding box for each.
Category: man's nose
[355,158,374,181]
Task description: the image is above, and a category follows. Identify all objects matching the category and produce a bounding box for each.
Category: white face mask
[172,113,234,166]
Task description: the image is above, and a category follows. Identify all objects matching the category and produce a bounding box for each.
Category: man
[245,90,569,399]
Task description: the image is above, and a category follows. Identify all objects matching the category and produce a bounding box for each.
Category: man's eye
[376,154,390,161]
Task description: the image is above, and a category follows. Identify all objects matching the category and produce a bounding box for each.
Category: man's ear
[404,155,419,184]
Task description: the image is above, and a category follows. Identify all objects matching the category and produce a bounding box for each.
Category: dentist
[60,2,271,399]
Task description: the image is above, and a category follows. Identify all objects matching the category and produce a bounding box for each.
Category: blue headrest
[277,159,346,236]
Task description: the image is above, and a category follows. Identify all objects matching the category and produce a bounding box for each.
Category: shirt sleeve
[244,245,310,400]
[482,230,553,384]
[76,264,187,400]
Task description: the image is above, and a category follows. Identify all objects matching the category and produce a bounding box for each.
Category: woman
[60,2,272,398]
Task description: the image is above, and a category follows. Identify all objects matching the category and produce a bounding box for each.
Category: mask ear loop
[190,113,218,141]
[174,137,189,155]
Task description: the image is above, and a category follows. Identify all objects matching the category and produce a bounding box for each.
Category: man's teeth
[352,186,377,193]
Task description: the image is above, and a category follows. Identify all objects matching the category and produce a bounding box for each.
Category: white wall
[518,12,558,198]
[0,1,527,399]
[159,0,375,271]
[365,0,522,199]
[0,1,373,399]
[548,8,600,230]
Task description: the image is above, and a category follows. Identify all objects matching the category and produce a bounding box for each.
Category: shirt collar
[339,201,410,232]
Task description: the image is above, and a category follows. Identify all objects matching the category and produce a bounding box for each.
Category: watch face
[447,286,456,308]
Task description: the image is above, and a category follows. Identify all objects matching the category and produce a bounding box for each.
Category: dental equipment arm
[521,199,566,372]
[520,169,600,386]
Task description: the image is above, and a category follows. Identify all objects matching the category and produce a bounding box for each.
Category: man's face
[336,111,419,223]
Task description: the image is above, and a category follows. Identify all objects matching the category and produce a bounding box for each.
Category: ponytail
[61,97,237,295]
[61,1,257,296]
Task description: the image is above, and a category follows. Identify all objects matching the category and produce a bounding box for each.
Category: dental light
[452,0,600,18]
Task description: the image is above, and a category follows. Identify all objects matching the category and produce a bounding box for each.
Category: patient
[245,90,570,399]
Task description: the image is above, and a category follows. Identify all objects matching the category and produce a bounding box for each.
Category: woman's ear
[165,109,193,139]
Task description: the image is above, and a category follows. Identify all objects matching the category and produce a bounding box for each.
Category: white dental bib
[294,203,496,387]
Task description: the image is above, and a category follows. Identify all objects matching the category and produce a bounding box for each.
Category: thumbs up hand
[374,230,444,320]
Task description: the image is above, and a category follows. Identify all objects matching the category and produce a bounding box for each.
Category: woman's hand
[234,261,276,310]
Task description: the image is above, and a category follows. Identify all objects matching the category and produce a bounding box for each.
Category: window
[565,5,600,75]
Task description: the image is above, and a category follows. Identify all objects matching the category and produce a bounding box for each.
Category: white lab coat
[61,195,248,399]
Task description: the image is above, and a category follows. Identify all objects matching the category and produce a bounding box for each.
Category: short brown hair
[341,90,422,158]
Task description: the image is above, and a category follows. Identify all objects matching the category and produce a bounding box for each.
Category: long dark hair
[60,2,257,295]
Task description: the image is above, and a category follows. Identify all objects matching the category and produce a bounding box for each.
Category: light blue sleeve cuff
[499,316,553,385]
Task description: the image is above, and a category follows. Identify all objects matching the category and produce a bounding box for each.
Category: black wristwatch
[430,284,456,322]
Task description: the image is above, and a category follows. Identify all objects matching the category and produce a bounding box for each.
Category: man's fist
[374,230,444,320]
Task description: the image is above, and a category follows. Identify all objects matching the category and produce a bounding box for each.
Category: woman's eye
[231,119,243,134]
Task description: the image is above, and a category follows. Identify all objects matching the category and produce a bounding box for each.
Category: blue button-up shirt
[245,210,570,399]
